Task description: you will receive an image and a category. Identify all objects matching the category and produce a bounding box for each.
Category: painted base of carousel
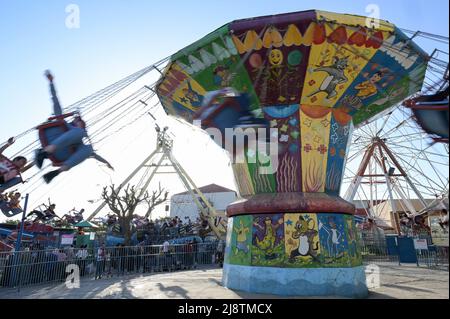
[222,263,368,298]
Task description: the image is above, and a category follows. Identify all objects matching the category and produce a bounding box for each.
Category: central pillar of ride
[222,199,367,297]
[221,105,367,298]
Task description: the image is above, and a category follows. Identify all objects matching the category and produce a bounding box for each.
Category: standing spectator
[56,249,67,281]
[192,238,198,267]
[185,241,194,269]
[162,240,170,270]
[216,240,225,268]
[162,240,170,253]
[65,245,75,261]
[105,249,112,278]
[76,245,88,277]
[46,248,59,281]
[95,244,106,279]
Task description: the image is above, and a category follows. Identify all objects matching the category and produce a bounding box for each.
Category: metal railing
[1,237,446,290]
[0,242,222,289]
[358,237,449,270]
[359,238,400,264]
[415,245,449,270]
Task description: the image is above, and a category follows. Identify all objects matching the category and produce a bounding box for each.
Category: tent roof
[74,220,99,228]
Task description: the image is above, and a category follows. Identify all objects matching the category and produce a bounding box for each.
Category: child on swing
[0,191,22,217]
[35,71,114,183]
[0,138,33,193]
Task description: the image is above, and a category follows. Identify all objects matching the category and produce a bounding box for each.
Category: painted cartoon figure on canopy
[213,65,233,87]
[319,215,344,261]
[35,71,114,183]
[253,216,283,259]
[182,81,204,109]
[308,56,349,99]
[288,215,319,262]
[0,137,33,193]
[355,70,386,99]
[234,219,250,254]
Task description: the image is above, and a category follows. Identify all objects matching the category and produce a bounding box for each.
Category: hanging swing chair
[404,86,449,143]
[36,112,81,166]
[0,154,24,191]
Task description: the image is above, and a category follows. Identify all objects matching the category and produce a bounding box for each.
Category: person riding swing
[35,71,114,183]
[0,137,33,193]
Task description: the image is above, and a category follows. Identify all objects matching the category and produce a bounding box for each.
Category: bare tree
[102,184,149,245]
[144,183,169,219]
[102,183,169,244]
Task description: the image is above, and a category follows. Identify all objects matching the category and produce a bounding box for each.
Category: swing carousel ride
[0,9,448,296]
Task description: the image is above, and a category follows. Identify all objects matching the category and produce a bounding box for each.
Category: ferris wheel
[342,29,449,231]
[343,104,448,213]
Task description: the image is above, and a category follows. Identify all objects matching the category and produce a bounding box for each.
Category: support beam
[86,147,161,221]
[378,138,428,207]
[344,143,376,201]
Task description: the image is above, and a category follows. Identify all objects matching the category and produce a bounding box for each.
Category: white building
[169,184,237,221]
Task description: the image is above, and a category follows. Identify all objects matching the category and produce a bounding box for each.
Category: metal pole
[12,193,29,291]
[378,139,428,207]
[15,193,29,253]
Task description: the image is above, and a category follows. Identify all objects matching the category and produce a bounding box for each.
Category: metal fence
[359,238,400,264]
[415,245,449,270]
[358,237,449,270]
[1,237,447,290]
[0,241,222,289]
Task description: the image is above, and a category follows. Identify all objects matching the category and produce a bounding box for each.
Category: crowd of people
[103,214,211,244]
[0,238,223,287]
[141,216,204,240]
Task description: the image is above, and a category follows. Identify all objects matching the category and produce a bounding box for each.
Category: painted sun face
[269,49,283,66]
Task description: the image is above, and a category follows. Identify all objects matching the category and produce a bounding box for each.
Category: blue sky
[0,0,448,219]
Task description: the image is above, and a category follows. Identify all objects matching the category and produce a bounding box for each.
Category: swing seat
[0,202,23,218]
[37,113,78,166]
[0,155,24,191]
[194,93,269,146]
[195,95,245,132]
[404,89,449,142]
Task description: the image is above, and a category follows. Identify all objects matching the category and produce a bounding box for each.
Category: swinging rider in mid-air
[35,71,114,183]
[0,137,33,193]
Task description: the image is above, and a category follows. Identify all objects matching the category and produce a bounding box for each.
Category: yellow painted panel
[165,63,206,112]
[301,22,391,107]
[316,10,395,32]
[300,105,331,192]
[232,162,255,196]
[285,213,321,264]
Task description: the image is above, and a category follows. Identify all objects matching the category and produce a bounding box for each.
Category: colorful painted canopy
[156,10,429,197]
[157,10,428,127]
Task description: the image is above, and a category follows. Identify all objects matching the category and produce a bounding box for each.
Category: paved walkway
[0,264,448,299]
